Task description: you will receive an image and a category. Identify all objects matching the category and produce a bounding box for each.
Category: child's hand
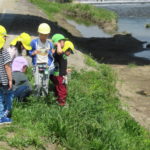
[52,49,55,54]
[55,43,63,54]
[67,68,72,73]
[8,80,12,90]
[32,50,40,55]
[54,42,60,47]
[63,76,68,84]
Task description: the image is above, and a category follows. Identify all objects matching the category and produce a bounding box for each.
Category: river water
[67,3,150,60]
[100,3,150,60]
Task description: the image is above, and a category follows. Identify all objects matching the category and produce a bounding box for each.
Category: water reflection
[118,18,150,42]
[134,50,150,60]
[67,4,150,61]
[66,19,111,38]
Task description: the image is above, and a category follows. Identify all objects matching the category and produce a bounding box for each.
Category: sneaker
[1,117,12,124]
[0,118,4,125]
[4,110,9,117]
[58,103,66,106]
[57,99,66,106]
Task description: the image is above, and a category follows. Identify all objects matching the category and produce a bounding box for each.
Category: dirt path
[112,65,150,130]
[0,0,91,71]
[0,0,46,45]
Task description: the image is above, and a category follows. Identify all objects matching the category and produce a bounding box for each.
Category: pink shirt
[12,56,28,72]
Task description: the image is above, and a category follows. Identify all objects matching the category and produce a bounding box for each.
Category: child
[12,56,32,101]
[7,32,32,61]
[0,26,13,124]
[29,23,54,96]
[51,34,74,106]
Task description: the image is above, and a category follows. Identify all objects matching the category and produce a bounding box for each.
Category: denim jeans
[14,85,31,101]
[0,86,14,118]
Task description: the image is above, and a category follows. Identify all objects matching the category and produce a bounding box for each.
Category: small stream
[67,3,150,61]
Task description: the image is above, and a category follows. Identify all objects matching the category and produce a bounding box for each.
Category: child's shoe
[4,110,9,117]
[0,118,4,125]
[1,117,12,124]
[58,102,66,106]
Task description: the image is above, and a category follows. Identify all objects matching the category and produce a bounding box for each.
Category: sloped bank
[0,0,149,149]
[28,0,118,33]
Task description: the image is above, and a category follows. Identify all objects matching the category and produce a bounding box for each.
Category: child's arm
[55,42,63,55]
[5,63,12,90]
[3,50,12,90]
[51,48,55,54]
[29,40,40,56]
[48,41,55,55]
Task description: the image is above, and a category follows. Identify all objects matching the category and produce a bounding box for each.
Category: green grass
[29,0,62,19]
[84,54,100,70]
[28,0,117,24]
[66,3,117,22]
[0,1,149,149]
[0,65,150,149]
[145,24,150,28]
[128,63,137,68]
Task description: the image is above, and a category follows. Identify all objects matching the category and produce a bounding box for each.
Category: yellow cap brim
[22,43,32,50]
[0,36,5,49]
[63,46,74,52]
[4,33,8,36]
[10,37,20,46]
[0,33,8,37]
[11,37,32,50]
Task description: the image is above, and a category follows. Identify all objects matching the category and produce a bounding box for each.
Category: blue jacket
[29,38,54,66]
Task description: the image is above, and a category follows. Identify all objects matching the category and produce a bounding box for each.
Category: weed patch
[0,65,149,149]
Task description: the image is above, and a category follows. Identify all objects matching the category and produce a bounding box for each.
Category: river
[99,3,150,60]
[67,3,150,60]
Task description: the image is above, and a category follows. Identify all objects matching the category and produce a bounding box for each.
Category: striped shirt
[0,49,11,86]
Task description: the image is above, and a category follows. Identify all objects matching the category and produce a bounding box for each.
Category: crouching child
[12,56,32,101]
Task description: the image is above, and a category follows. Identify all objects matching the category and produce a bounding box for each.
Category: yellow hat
[62,41,74,53]
[38,23,51,34]
[0,25,7,37]
[11,32,32,50]
[0,36,5,49]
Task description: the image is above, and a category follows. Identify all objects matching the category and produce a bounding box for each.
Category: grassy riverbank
[28,0,118,33]
[0,63,150,149]
[0,1,149,150]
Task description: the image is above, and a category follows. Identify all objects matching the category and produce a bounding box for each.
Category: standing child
[7,32,32,61]
[29,23,54,96]
[51,34,74,106]
[0,25,13,124]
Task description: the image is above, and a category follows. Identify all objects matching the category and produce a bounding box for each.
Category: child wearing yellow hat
[51,33,74,106]
[29,23,54,96]
[7,32,32,61]
[0,25,13,124]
